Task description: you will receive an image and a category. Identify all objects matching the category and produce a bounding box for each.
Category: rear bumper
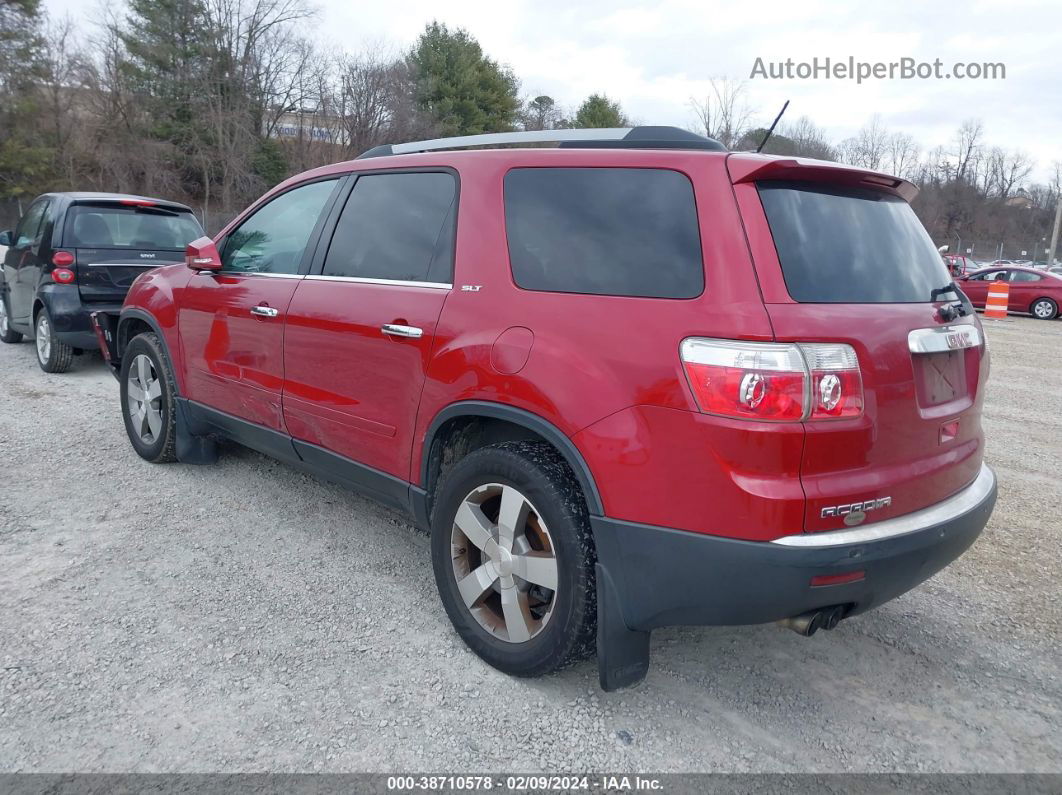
[593,463,996,631]
[38,286,123,349]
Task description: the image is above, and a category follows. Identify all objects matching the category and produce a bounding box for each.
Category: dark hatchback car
[0,192,203,372]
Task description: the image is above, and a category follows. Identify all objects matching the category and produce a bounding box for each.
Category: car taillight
[52,267,76,284]
[52,250,75,266]
[680,338,863,422]
[803,343,863,419]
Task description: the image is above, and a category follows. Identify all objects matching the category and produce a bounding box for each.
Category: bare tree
[689,78,753,149]
[984,147,1033,200]
[952,118,983,183]
[840,115,890,170]
[884,132,921,180]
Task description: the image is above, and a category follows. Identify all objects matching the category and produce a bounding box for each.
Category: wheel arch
[420,401,604,518]
[117,308,181,393]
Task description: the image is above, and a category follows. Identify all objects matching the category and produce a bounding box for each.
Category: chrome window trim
[203,271,305,279]
[907,324,984,353]
[770,464,994,548]
[305,275,452,290]
[85,262,181,268]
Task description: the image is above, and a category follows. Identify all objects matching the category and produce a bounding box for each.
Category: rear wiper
[932,282,969,321]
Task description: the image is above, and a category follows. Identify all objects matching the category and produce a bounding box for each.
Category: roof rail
[355,126,726,159]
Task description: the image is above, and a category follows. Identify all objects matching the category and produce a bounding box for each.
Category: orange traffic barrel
[984,280,1010,319]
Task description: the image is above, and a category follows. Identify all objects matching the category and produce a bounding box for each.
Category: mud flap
[174,399,218,465]
[596,563,650,691]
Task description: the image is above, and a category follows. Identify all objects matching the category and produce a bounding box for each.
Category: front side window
[322,172,457,283]
[973,270,1007,281]
[504,167,703,298]
[221,179,338,274]
[66,204,203,250]
[14,200,49,248]
[758,181,952,303]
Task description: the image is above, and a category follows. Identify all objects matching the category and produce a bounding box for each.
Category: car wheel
[1031,298,1058,320]
[0,295,23,343]
[120,332,177,463]
[34,308,73,372]
[430,441,596,678]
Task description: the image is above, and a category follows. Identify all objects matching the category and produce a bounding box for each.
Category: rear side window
[322,172,457,283]
[66,204,203,250]
[1009,270,1042,282]
[758,181,951,303]
[504,168,703,298]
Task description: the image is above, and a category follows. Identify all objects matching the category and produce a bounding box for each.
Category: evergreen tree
[572,94,628,128]
[408,22,519,136]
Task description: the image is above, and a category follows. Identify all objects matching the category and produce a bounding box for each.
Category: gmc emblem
[945,330,972,349]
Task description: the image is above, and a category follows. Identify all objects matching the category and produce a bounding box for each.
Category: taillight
[52,267,76,284]
[680,338,863,422]
[803,344,863,419]
[52,250,75,266]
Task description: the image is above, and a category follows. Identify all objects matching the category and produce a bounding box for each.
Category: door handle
[381,323,423,339]
[250,305,279,318]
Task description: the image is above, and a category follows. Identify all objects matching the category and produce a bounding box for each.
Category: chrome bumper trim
[771,464,995,548]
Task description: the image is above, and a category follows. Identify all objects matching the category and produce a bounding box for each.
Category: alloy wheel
[1033,300,1055,319]
[0,300,8,336]
[35,314,51,363]
[127,354,164,443]
[450,483,559,643]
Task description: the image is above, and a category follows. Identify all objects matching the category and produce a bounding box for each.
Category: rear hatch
[64,200,203,303]
[729,156,988,533]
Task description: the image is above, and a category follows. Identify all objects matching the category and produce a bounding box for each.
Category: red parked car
[958,266,1062,319]
[93,127,996,690]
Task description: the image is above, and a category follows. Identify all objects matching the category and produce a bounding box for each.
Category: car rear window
[504,167,703,298]
[757,180,952,303]
[65,204,203,250]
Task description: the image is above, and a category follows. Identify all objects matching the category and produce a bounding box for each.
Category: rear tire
[1031,297,1057,320]
[0,295,22,343]
[430,441,596,678]
[120,332,178,463]
[34,308,73,372]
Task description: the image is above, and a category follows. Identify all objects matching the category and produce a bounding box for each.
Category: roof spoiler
[356,126,726,159]
[727,155,918,202]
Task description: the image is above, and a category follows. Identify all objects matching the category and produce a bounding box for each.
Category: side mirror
[0,230,11,247]
[186,236,222,271]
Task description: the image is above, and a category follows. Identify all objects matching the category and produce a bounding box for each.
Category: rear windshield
[757,181,951,303]
[65,204,203,250]
[504,167,704,298]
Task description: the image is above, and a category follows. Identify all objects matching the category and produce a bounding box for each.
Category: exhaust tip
[778,605,847,637]
[822,606,845,630]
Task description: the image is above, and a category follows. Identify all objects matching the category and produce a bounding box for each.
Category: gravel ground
[0,316,1060,773]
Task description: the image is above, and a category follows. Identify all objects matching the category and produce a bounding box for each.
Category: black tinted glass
[323,172,457,283]
[222,179,337,274]
[66,204,203,250]
[504,168,703,298]
[758,181,952,303]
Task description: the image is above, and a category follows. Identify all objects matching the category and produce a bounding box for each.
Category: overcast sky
[46,0,1061,181]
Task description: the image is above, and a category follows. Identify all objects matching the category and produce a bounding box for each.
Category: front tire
[0,295,22,343]
[34,308,73,372]
[1031,297,1058,320]
[430,441,596,678]
[120,332,178,463]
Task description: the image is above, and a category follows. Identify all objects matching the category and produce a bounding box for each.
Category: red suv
[95,127,997,690]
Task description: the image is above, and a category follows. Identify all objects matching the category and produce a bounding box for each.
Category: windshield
[758,180,952,303]
[66,204,203,251]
